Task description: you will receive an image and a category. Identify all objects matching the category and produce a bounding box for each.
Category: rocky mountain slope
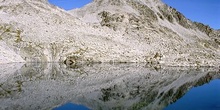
[0,0,219,66]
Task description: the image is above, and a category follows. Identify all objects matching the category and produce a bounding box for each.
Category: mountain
[0,63,219,110]
[0,0,219,66]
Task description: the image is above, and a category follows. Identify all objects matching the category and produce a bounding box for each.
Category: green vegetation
[0,24,23,42]
[204,43,210,48]
[15,29,23,43]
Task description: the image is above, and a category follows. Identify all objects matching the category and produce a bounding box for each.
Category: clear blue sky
[48,0,220,29]
[48,0,92,10]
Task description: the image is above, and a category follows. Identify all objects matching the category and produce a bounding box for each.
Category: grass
[0,24,23,42]
[15,30,23,43]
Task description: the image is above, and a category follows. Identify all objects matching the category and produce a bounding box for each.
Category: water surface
[164,79,220,110]
[0,63,219,110]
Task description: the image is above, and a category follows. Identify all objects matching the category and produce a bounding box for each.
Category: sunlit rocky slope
[0,0,219,66]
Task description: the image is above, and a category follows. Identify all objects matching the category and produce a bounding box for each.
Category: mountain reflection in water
[164,79,220,110]
[0,63,219,110]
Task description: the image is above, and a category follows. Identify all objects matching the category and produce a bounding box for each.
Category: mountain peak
[0,0,219,66]
[92,0,162,7]
[94,0,126,5]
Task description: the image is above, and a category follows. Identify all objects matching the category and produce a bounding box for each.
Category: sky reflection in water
[53,103,90,110]
[164,79,220,110]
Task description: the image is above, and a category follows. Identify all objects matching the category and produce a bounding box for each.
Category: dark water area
[164,79,220,110]
[0,63,219,110]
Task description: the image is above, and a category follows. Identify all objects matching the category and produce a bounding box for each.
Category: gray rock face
[158,4,191,29]
[0,0,219,66]
[194,22,220,44]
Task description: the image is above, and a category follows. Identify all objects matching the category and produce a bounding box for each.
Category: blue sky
[48,0,92,10]
[48,0,220,29]
[162,0,220,29]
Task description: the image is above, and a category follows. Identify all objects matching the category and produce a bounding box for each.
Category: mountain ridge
[0,0,219,66]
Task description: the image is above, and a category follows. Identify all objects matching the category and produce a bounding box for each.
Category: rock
[0,41,25,63]
[0,0,219,66]
[194,22,212,35]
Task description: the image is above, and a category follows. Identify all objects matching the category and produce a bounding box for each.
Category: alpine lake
[0,63,219,110]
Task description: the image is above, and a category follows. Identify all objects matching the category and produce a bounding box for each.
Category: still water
[0,63,219,110]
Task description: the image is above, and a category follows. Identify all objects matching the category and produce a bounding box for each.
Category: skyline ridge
[48,0,220,29]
